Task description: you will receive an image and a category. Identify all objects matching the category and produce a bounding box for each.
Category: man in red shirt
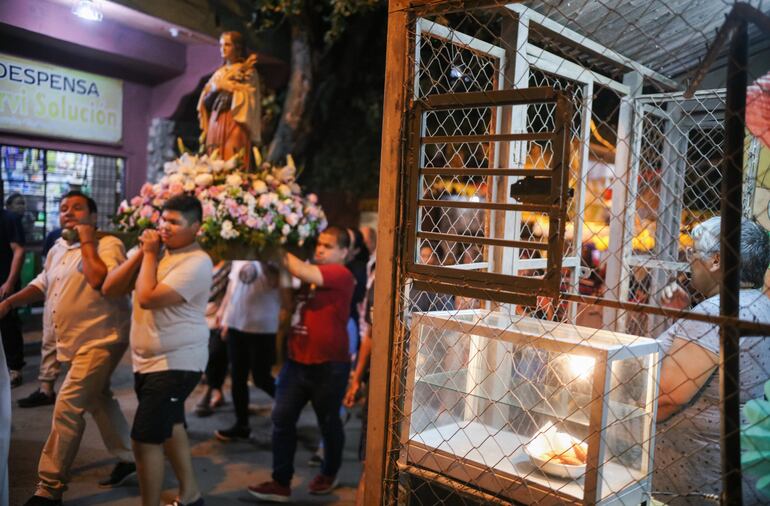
[248,226,354,502]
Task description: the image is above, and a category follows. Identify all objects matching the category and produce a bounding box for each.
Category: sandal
[166,497,204,506]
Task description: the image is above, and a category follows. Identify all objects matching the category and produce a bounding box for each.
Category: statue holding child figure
[197,31,261,169]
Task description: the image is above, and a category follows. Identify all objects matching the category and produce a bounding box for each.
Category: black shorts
[132,370,202,444]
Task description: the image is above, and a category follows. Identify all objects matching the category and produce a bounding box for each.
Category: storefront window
[0,144,124,245]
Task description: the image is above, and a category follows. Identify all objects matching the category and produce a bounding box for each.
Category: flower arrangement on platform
[114,146,326,259]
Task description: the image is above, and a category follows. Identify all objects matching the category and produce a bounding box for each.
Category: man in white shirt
[214,260,280,441]
[103,194,212,506]
[0,191,134,506]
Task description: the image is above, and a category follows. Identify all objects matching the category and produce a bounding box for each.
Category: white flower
[252,180,268,194]
[298,224,310,238]
[274,165,296,184]
[259,193,278,208]
[194,173,214,187]
[167,173,184,185]
[226,174,243,187]
[277,184,292,197]
[194,163,211,175]
[210,160,226,173]
[163,161,178,174]
[183,180,196,192]
[220,220,239,239]
[223,157,238,171]
[176,153,197,175]
[281,224,291,236]
[243,192,256,207]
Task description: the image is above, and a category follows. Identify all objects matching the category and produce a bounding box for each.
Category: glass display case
[403,309,660,505]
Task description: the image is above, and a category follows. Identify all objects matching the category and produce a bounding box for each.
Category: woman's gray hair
[692,216,770,287]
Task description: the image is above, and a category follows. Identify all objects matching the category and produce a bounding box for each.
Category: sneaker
[248,480,290,503]
[23,496,61,506]
[18,389,56,408]
[307,453,323,467]
[98,461,137,488]
[308,474,338,495]
[9,370,22,388]
[215,424,251,442]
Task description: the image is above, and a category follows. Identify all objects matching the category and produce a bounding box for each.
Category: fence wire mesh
[378,1,770,505]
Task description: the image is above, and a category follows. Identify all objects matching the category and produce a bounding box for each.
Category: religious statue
[197,31,261,168]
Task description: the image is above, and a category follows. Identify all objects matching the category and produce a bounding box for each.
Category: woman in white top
[214,261,281,441]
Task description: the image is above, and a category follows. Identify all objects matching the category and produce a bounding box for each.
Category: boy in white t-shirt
[103,194,212,506]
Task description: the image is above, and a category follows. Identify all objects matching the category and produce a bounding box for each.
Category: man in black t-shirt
[0,196,26,387]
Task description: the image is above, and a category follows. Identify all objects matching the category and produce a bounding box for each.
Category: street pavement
[8,332,361,505]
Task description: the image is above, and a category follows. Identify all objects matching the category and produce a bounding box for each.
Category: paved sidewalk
[8,334,361,505]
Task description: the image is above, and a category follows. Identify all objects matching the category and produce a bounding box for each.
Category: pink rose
[130,196,143,207]
[224,199,240,216]
[286,213,300,227]
[140,183,155,198]
[307,193,318,204]
[140,205,154,219]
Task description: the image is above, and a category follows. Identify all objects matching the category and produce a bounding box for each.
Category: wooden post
[720,18,747,506]
[364,1,410,504]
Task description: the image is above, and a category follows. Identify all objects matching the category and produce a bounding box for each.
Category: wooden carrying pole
[364,0,410,504]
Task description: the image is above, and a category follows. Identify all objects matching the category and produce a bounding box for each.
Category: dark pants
[227,328,276,426]
[271,360,350,485]
[0,309,24,370]
[205,329,228,390]
[132,370,202,444]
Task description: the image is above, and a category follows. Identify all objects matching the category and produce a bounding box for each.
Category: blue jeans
[271,360,350,485]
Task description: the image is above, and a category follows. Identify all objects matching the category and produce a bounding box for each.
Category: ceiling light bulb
[72,0,103,22]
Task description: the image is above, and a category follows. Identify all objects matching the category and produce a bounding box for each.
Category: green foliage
[244,0,386,196]
[250,0,382,45]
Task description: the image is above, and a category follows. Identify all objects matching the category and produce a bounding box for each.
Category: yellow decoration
[253,146,263,166]
[177,137,188,155]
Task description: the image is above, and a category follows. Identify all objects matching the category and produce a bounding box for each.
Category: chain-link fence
[371,1,770,505]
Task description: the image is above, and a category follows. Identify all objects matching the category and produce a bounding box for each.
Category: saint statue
[197,31,261,168]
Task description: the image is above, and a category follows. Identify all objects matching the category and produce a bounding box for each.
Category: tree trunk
[267,13,316,164]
